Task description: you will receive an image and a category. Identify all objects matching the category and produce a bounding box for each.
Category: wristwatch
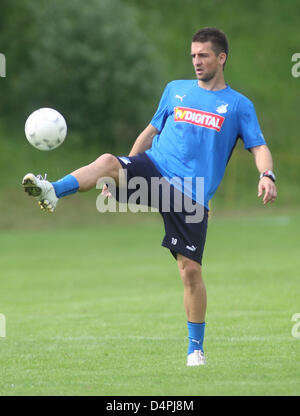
[260,170,276,183]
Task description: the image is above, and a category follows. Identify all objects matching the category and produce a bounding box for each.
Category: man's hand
[101,184,112,198]
[258,177,277,204]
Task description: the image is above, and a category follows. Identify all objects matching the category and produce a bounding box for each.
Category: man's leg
[70,153,125,191]
[177,254,206,365]
[22,153,124,211]
[177,254,206,322]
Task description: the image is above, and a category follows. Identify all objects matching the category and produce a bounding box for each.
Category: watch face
[260,171,275,182]
[263,170,275,177]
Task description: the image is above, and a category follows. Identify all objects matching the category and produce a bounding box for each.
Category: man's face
[191,41,225,82]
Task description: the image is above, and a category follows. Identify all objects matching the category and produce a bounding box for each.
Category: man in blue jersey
[22,27,277,366]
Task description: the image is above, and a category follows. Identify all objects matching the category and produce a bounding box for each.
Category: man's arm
[250,144,277,204]
[129,124,159,157]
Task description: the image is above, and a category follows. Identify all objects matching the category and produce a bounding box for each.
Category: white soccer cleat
[22,173,58,213]
[187,350,206,366]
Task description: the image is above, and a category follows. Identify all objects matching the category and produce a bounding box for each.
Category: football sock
[187,321,205,354]
[52,174,79,198]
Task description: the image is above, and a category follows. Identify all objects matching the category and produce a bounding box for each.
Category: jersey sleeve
[238,97,266,149]
[150,83,171,132]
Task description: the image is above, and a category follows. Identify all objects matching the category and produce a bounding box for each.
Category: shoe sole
[187,361,206,366]
[22,175,41,197]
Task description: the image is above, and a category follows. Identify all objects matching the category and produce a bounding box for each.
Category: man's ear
[218,52,227,66]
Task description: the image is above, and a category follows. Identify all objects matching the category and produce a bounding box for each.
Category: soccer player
[22,27,277,366]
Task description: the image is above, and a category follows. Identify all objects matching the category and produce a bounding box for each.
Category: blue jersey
[146,80,266,209]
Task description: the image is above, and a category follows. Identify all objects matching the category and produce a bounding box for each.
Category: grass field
[0,208,300,396]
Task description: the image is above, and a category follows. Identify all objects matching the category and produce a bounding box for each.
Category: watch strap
[260,170,276,182]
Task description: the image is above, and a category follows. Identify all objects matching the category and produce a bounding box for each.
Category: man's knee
[92,153,123,182]
[94,153,119,169]
[178,255,202,287]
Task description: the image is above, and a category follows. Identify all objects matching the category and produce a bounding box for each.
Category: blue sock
[52,174,79,198]
[187,321,205,354]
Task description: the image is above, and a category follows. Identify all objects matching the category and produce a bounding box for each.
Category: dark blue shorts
[114,153,208,265]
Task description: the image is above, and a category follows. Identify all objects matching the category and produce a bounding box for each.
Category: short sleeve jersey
[146,80,266,209]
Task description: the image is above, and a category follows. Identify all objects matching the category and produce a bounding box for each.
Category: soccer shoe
[22,173,58,213]
[187,350,206,366]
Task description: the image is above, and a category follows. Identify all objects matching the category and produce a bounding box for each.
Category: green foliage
[1,0,162,150]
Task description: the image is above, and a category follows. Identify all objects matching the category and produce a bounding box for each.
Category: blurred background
[0,0,299,230]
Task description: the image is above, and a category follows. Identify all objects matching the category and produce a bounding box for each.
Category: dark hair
[192,27,229,68]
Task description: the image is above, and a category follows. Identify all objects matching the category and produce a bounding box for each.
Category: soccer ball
[25,108,67,151]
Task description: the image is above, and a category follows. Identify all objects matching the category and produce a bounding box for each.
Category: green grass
[0,210,300,396]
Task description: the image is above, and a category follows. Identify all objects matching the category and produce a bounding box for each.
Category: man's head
[191,27,229,83]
